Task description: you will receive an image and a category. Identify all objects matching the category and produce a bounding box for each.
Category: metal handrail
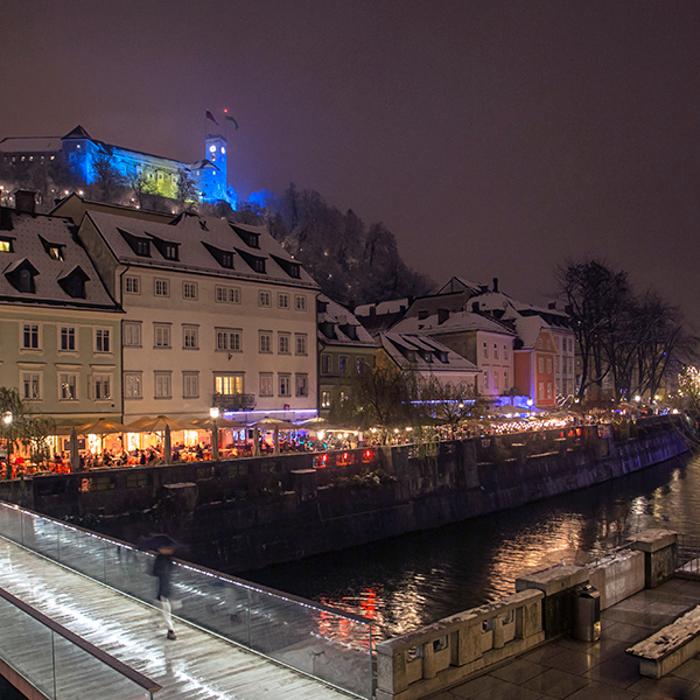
[0,500,373,626]
[0,585,161,695]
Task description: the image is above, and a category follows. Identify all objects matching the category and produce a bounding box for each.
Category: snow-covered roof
[317,294,378,347]
[380,331,479,374]
[0,137,63,153]
[354,297,411,317]
[436,276,489,295]
[83,210,319,289]
[392,309,516,336]
[0,208,119,309]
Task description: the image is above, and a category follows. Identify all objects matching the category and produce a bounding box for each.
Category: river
[245,452,699,639]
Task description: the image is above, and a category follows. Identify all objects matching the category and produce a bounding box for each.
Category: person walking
[153,544,177,640]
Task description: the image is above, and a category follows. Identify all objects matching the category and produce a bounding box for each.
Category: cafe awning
[125,415,194,432]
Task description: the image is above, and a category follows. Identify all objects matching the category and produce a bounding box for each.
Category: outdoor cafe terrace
[0,406,660,479]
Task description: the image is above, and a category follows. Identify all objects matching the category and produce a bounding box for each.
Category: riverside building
[76,210,319,423]
[0,204,122,427]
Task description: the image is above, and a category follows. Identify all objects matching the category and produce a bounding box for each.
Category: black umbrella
[139,534,179,552]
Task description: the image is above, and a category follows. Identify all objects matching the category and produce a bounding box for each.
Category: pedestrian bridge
[0,502,374,699]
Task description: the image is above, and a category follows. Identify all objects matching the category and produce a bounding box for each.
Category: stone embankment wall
[377,529,678,700]
[0,417,689,572]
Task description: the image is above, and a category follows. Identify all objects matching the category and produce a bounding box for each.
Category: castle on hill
[0,125,237,211]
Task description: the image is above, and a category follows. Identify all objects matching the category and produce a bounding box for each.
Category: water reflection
[247,454,699,639]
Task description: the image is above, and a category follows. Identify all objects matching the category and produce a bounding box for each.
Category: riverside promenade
[376,530,700,700]
[430,576,700,700]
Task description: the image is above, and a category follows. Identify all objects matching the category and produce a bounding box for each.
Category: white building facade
[78,211,319,422]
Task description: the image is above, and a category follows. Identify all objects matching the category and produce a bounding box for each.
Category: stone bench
[627,604,700,678]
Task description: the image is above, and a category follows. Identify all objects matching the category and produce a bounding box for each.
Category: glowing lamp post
[1,412,12,427]
[526,398,534,417]
[209,407,220,461]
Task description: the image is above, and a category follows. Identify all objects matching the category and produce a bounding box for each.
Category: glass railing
[0,585,159,700]
[0,501,375,698]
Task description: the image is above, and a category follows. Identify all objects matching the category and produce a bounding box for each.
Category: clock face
[209,144,217,153]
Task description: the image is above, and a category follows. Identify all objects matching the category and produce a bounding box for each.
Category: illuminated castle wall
[0,125,237,208]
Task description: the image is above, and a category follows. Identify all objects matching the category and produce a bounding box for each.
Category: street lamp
[526,398,534,418]
[209,407,220,461]
[633,394,641,404]
[1,412,12,427]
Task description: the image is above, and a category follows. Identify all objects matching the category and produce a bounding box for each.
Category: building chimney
[472,301,480,312]
[437,308,450,325]
[14,190,37,214]
[0,207,13,231]
[492,277,499,293]
[548,301,556,310]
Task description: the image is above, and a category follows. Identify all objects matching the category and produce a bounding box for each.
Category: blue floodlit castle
[0,125,237,209]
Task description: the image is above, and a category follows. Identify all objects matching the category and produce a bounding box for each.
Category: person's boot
[167,630,176,640]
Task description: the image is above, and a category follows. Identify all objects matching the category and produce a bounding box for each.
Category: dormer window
[0,237,13,253]
[136,239,150,256]
[149,234,180,261]
[58,266,89,299]
[202,242,235,269]
[5,258,38,293]
[231,225,260,249]
[236,249,266,274]
[119,228,151,257]
[271,254,301,279]
[39,236,64,261]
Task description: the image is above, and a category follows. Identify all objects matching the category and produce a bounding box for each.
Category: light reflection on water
[247,454,699,639]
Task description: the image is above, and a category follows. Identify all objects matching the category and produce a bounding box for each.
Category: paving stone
[523,667,590,698]
[673,659,700,683]
[491,658,546,684]
[451,674,512,699]
[566,681,639,700]
[627,675,699,699]
[603,621,652,644]
[543,648,600,675]
[520,643,569,664]
[584,654,640,689]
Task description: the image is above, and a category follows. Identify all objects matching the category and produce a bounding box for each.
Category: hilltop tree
[91,155,126,203]
[175,168,198,211]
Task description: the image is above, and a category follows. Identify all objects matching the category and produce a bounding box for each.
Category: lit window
[0,239,12,253]
[321,391,331,409]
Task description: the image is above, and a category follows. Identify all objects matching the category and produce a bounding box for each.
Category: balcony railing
[212,392,256,411]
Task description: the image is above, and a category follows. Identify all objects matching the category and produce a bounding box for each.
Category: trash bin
[573,584,601,642]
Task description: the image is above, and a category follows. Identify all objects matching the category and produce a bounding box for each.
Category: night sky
[3,1,700,327]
